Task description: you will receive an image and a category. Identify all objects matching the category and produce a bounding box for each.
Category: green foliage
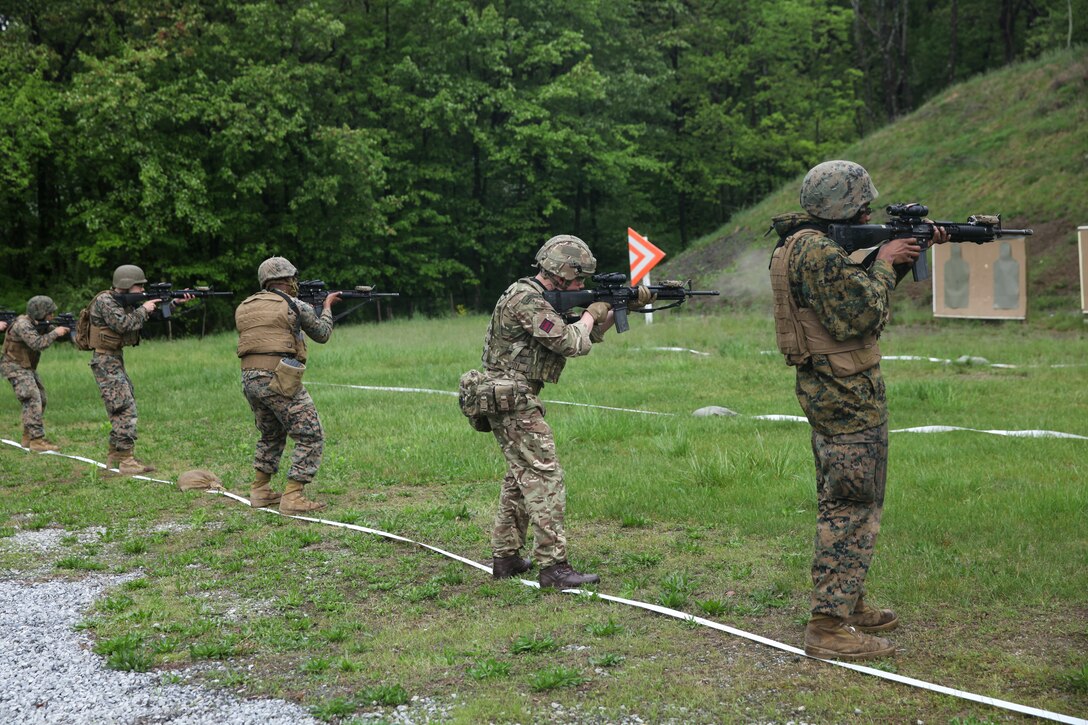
[7,0,1070,314]
[528,665,587,692]
[510,634,558,655]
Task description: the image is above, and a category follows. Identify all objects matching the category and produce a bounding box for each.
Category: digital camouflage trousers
[810,422,888,619]
[1,363,47,439]
[90,353,138,450]
[488,404,567,568]
[241,370,324,484]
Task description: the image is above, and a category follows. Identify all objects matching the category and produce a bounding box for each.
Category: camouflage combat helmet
[799,160,879,221]
[26,295,56,322]
[535,235,596,281]
[257,256,298,287]
[112,264,148,289]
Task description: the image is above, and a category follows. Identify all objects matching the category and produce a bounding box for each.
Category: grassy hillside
[662,46,1088,318]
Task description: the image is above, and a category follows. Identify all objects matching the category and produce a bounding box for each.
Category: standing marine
[235,256,340,515]
[1,296,71,452]
[89,265,180,475]
[476,235,625,589]
[768,160,947,660]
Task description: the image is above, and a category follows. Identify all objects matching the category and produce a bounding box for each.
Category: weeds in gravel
[510,634,558,655]
[529,665,587,692]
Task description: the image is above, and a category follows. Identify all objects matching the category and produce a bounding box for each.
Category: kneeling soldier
[236,256,340,515]
[1,296,70,452]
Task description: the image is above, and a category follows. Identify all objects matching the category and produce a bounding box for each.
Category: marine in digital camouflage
[238,291,334,484]
[88,292,149,450]
[483,276,600,568]
[1,315,63,439]
[771,196,904,624]
[772,214,898,436]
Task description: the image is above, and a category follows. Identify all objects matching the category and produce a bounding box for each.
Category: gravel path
[0,572,323,725]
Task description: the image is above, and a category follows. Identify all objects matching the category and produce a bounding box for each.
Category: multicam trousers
[90,352,138,450]
[488,404,566,568]
[241,370,324,484]
[810,422,888,619]
[1,363,47,439]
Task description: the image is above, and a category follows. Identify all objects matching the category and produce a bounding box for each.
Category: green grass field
[1,308,1086,723]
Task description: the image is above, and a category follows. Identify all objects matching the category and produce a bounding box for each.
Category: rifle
[542,272,720,333]
[112,283,234,318]
[34,312,77,343]
[0,310,15,329]
[297,279,399,322]
[828,203,1033,282]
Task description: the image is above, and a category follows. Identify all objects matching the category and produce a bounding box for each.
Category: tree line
[1,0,1082,325]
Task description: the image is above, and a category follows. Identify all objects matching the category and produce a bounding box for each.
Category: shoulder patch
[539,319,554,333]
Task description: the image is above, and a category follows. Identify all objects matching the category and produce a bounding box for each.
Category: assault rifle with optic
[0,310,76,342]
[828,203,1033,282]
[297,280,399,322]
[36,312,77,342]
[111,283,234,318]
[542,272,720,333]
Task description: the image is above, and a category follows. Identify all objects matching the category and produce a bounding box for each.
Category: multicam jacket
[770,213,901,435]
[481,277,597,390]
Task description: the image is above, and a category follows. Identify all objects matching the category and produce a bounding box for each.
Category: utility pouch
[824,343,881,378]
[268,357,305,397]
[458,369,492,432]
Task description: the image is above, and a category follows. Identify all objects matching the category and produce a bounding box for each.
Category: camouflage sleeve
[10,318,58,351]
[511,290,593,358]
[797,236,897,340]
[93,293,149,334]
[296,298,334,343]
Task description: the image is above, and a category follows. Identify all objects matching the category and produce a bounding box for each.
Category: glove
[630,284,656,310]
[586,301,611,325]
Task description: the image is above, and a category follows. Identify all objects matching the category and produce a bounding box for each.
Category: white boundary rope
[3,438,1085,724]
[760,351,1087,369]
[307,382,1088,440]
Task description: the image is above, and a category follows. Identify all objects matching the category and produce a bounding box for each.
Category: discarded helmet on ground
[177,469,223,492]
[799,160,879,220]
[112,265,148,289]
[257,256,298,287]
[535,235,596,281]
[26,295,57,322]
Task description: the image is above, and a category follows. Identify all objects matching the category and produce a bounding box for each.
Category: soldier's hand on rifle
[53,326,70,337]
[585,301,611,325]
[929,226,951,245]
[323,291,343,312]
[173,293,196,305]
[141,300,160,314]
[0,321,6,333]
[630,284,656,311]
[876,237,921,266]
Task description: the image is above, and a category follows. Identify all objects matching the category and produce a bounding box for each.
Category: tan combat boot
[279,479,326,515]
[804,613,895,661]
[249,470,280,508]
[109,447,157,476]
[23,431,60,452]
[844,597,899,632]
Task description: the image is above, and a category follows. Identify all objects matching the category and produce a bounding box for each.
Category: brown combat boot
[538,562,600,589]
[249,470,280,508]
[108,446,156,476]
[845,597,899,632]
[279,479,326,515]
[804,614,895,661]
[26,436,60,453]
[492,555,532,579]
